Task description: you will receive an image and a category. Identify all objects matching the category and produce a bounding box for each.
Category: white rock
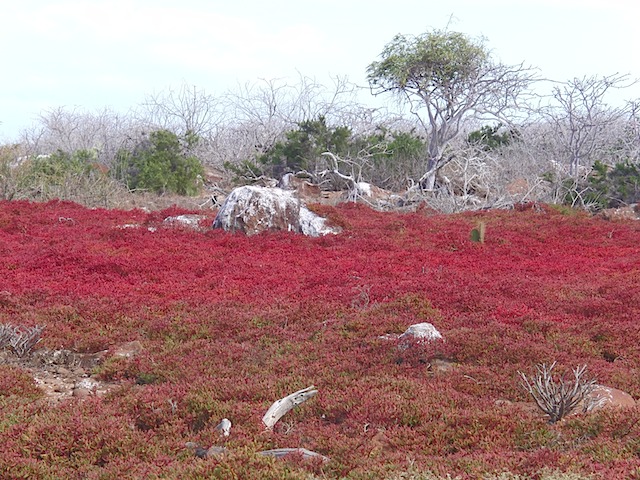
[213,186,339,237]
[163,214,206,229]
[299,206,340,236]
[355,182,372,197]
[399,322,443,343]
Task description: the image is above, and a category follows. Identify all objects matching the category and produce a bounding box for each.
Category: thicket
[0,129,206,207]
[0,147,126,207]
[226,115,427,191]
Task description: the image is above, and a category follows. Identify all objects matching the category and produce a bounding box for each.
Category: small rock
[583,385,636,412]
[163,214,207,230]
[55,367,71,376]
[398,323,443,349]
[213,418,232,437]
[113,341,143,358]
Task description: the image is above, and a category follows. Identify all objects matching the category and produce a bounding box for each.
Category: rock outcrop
[212,186,340,237]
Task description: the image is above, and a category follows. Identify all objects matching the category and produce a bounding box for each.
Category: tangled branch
[519,362,597,423]
[0,323,45,357]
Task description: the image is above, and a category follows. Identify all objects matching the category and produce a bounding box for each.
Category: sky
[2,0,640,141]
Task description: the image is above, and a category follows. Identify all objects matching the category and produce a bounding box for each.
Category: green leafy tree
[116,130,204,195]
[367,29,535,190]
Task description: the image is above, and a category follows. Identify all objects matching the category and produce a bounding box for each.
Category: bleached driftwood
[262,385,318,429]
[258,447,330,463]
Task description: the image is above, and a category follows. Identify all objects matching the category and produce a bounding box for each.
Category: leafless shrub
[0,323,15,349]
[519,362,597,423]
[351,284,372,310]
[1,323,45,357]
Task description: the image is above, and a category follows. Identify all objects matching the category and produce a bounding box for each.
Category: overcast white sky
[2,0,639,141]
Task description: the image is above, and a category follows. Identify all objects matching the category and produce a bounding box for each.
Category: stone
[299,206,341,237]
[212,186,339,237]
[113,340,143,358]
[397,322,444,351]
[163,214,207,230]
[399,322,443,343]
[582,385,636,412]
[278,174,323,203]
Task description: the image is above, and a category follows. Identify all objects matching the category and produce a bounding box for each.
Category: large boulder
[212,186,339,237]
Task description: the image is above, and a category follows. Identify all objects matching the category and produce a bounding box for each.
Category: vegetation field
[1,200,639,479]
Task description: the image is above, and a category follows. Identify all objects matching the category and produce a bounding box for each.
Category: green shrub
[467,123,518,151]
[115,129,204,196]
[560,160,640,210]
[587,160,640,208]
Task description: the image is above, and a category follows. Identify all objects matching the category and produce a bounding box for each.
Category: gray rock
[213,186,339,237]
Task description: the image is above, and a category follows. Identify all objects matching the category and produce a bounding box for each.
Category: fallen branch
[262,385,318,429]
[258,447,330,463]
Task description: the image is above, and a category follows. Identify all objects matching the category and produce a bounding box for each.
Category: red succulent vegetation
[0,199,639,479]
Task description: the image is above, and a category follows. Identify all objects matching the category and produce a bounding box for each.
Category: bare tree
[137,83,222,138]
[608,100,640,164]
[539,74,634,178]
[20,107,133,166]
[207,74,385,177]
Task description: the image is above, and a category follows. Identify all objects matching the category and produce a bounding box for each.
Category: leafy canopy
[367,30,489,104]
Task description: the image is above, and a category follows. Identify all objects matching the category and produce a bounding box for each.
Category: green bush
[467,123,517,151]
[259,115,352,177]
[562,160,640,210]
[115,129,204,196]
[587,160,640,208]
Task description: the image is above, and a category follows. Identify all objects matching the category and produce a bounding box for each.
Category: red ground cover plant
[1,199,639,478]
